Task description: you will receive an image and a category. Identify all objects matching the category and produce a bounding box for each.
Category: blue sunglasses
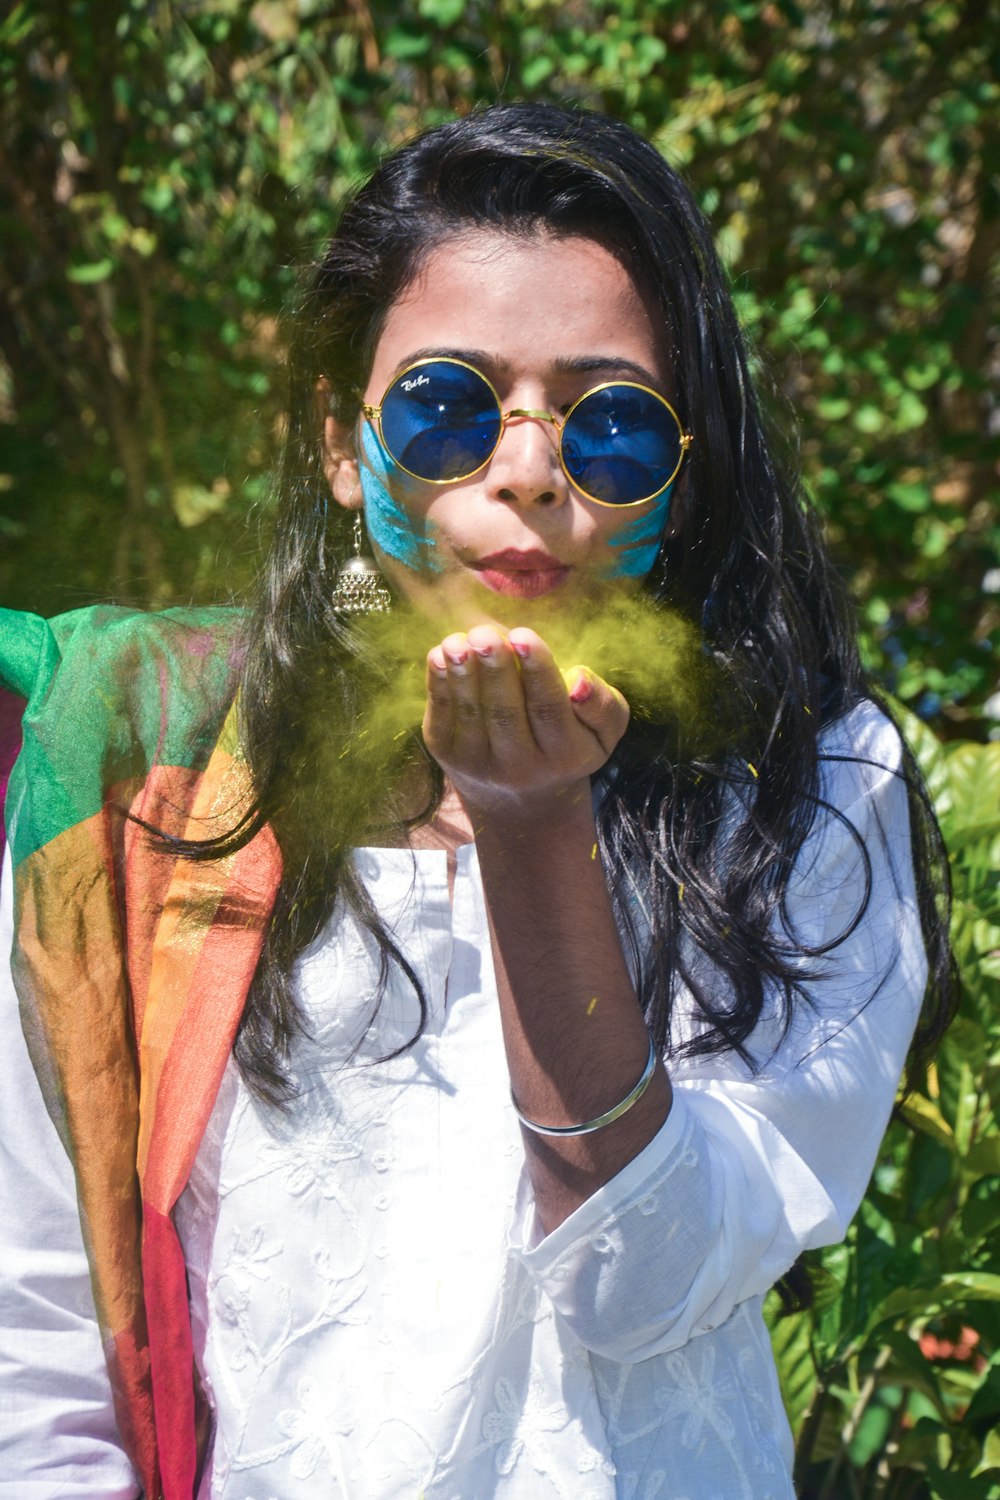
[361,357,693,508]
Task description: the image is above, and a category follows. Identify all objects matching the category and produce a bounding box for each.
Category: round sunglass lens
[379,361,501,482]
[562,385,682,505]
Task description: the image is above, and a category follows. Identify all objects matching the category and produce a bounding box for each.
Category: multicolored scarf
[0,605,282,1499]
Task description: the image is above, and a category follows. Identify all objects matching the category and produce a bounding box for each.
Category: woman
[0,103,952,1499]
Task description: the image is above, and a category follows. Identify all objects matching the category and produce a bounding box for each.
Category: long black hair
[223,101,954,1105]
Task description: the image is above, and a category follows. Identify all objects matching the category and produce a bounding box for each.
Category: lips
[470,547,572,599]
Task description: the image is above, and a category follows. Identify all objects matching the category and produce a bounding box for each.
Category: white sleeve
[512,703,927,1362]
[0,845,140,1497]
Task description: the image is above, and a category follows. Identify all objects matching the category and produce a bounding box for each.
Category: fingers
[423,624,631,779]
[505,629,576,754]
[508,631,629,759]
[424,625,534,762]
[563,666,631,757]
[424,641,457,756]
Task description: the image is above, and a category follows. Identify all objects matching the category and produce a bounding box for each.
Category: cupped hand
[422,623,629,818]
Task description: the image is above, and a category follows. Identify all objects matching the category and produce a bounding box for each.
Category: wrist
[462,778,595,836]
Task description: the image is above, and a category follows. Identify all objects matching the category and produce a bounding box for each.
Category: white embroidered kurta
[0,703,927,1498]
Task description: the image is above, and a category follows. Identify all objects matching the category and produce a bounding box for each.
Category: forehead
[368,230,666,390]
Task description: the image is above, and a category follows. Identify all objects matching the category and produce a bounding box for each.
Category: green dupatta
[0,606,282,1499]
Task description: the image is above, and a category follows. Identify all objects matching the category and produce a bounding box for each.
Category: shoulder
[814,698,909,820]
[2,603,245,700]
[790,698,918,904]
[2,605,247,863]
[3,604,244,729]
[717,699,908,838]
[817,697,905,769]
[51,603,244,690]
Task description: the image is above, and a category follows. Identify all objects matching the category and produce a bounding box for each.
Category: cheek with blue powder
[359,422,441,575]
[604,481,674,579]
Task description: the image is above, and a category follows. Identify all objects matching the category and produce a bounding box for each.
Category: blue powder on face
[359,419,671,583]
[359,422,440,574]
[605,482,674,578]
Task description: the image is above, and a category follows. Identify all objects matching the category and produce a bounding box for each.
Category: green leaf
[937,1048,978,1151]
[882,1330,948,1417]
[854,403,884,434]
[99,210,130,244]
[887,480,932,513]
[899,1094,955,1150]
[849,1392,897,1466]
[767,1304,817,1435]
[897,389,929,430]
[172,482,231,528]
[128,227,157,258]
[965,1364,1000,1429]
[923,1464,1000,1498]
[521,55,555,89]
[966,1136,1000,1176]
[66,258,115,284]
[962,1174,1000,1245]
[0,2,36,47]
[945,745,1000,835]
[384,26,432,59]
[417,0,467,24]
[875,1272,1000,1325]
[904,361,943,391]
[979,1432,1000,1475]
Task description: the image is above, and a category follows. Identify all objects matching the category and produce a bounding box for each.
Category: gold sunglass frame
[359,356,693,508]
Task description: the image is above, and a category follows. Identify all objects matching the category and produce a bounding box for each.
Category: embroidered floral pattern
[481,1373,568,1475]
[656,1344,738,1456]
[175,847,801,1499]
[258,1121,362,1200]
[274,1375,355,1481]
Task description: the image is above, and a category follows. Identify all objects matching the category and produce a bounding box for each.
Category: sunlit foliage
[1,7,997,1493]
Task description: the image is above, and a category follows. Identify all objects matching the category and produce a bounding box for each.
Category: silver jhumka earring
[331,511,392,614]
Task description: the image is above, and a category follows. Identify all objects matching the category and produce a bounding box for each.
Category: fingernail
[445,648,469,673]
[568,668,592,703]
[472,643,494,660]
[511,640,531,660]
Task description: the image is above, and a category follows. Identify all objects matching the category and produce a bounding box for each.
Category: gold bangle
[511,1036,658,1138]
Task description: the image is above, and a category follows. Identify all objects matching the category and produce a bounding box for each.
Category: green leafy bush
[768,727,1000,1499]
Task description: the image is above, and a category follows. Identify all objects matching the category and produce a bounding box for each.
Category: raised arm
[425,632,926,1358]
[422,621,672,1235]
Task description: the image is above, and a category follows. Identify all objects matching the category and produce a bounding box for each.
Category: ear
[316,378,363,511]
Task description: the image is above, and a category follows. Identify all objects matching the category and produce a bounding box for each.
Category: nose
[485,408,568,507]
